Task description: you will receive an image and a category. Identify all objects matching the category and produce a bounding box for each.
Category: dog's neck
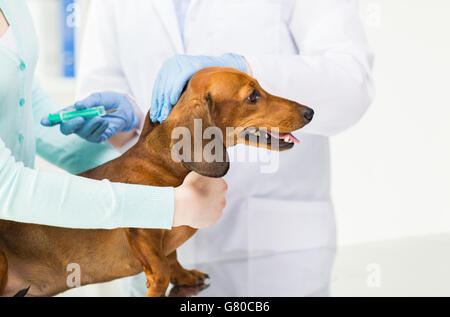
[122,115,190,187]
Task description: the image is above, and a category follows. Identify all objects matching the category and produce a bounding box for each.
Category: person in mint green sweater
[0,1,226,230]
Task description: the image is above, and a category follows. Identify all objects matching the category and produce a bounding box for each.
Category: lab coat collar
[151,0,185,54]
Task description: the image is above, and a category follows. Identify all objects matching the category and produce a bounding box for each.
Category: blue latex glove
[150,53,247,123]
[41,92,138,143]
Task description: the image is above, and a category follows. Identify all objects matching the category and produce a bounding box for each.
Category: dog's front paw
[171,268,209,287]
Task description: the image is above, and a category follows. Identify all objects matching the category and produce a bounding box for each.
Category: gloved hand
[41,91,138,143]
[150,53,247,123]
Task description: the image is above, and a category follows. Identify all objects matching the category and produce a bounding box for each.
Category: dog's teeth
[284,137,290,143]
[265,134,269,139]
[256,131,260,137]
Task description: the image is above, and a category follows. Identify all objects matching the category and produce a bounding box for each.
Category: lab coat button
[19,98,25,106]
[18,134,24,143]
[19,62,26,71]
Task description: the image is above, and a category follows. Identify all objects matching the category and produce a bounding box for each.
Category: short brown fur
[0,68,312,296]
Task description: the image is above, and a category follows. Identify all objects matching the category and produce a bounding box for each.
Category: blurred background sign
[61,0,76,78]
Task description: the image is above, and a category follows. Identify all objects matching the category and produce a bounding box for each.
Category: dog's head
[164,67,314,178]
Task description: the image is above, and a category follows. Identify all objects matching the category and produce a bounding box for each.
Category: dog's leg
[168,250,209,286]
[125,229,170,297]
[0,250,7,295]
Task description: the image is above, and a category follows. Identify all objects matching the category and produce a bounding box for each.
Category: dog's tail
[0,250,7,295]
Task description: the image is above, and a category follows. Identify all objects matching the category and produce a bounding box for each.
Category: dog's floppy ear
[171,94,230,178]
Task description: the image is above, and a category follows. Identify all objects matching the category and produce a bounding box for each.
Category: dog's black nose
[303,108,314,122]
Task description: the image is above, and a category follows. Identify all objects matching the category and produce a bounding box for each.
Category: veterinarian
[74,0,374,295]
[0,1,227,231]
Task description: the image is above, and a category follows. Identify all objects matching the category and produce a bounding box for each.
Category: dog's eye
[247,89,260,104]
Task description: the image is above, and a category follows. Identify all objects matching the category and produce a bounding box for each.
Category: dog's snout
[303,108,314,122]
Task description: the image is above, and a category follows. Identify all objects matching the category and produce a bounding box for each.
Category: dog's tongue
[267,131,300,144]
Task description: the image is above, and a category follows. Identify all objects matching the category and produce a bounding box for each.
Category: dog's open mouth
[241,127,300,150]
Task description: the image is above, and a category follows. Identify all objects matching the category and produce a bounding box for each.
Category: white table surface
[59,233,450,297]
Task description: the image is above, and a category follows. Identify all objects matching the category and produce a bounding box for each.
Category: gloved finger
[74,93,103,110]
[169,79,187,106]
[100,125,119,142]
[149,97,158,122]
[155,75,172,122]
[121,114,138,132]
[162,78,188,122]
[150,96,159,122]
[150,76,163,122]
[151,89,163,123]
[96,93,124,111]
[40,116,53,127]
[158,98,173,123]
[76,92,124,111]
[155,93,166,123]
[155,68,187,124]
[76,117,104,138]
[60,117,86,135]
[88,121,109,142]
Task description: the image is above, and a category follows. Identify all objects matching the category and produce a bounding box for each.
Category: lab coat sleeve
[76,0,130,97]
[244,0,375,136]
[32,80,119,175]
[0,136,174,229]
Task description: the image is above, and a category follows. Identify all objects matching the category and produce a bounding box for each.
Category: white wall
[332,0,450,245]
[30,0,450,246]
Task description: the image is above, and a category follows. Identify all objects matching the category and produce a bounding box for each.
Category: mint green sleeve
[0,137,174,229]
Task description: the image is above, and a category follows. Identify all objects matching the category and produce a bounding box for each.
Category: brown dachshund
[0,67,313,297]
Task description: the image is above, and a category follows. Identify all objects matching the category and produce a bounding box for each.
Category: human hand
[41,91,138,143]
[173,172,228,229]
[150,53,247,123]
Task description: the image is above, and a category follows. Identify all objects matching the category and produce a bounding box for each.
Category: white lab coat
[77,0,373,292]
